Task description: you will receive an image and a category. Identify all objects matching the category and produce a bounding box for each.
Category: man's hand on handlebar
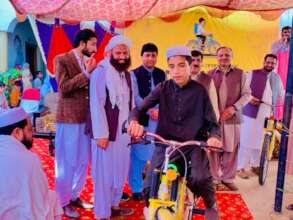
[127,120,144,139]
[207,137,222,148]
[206,137,222,153]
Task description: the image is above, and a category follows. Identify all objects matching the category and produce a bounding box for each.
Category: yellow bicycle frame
[148,176,193,220]
[261,118,281,160]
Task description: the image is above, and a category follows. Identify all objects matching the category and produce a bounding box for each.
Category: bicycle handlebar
[122,120,223,153]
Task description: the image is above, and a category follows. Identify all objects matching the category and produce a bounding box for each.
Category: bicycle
[259,115,283,185]
[122,122,223,220]
[186,35,221,55]
[258,101,288,185]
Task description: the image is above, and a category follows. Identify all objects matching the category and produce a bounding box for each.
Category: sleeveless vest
[242,69,268,118]
[133,65,165,126]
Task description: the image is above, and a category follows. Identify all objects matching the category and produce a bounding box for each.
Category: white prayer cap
[0,107,28,127]
[166,46,191,59]
[105,35,132,52]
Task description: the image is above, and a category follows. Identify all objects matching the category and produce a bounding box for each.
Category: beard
[110,55,131,72]
[22,138,33,150]
[81,47,94,57]
[264,67,274,73]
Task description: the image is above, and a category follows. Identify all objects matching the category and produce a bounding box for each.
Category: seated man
[0,107,62,220]
[128,46,222,220]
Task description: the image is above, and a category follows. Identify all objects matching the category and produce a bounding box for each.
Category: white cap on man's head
[105,35,132,52]
[166,46,191,59]
[0,107,28,127]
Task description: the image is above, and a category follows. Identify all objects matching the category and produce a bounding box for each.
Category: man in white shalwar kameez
[0,107,63,220]
[88,35,134,220]
[238,54,285,178]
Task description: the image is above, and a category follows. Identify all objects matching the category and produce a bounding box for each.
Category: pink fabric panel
[10,0,293,21]
[11,0,68,14]
[277,51,289,89]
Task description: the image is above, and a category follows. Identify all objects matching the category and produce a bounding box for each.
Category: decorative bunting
[46,25,73,77]
[111,20,134,29]
[34,19,115,91]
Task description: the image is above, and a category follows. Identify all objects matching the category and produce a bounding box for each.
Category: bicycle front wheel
[259,133,272,185]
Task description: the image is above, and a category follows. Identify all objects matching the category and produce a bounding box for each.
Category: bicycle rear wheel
[259,133,272,185]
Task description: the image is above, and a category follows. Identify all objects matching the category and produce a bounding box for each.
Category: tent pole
[274,17,293,212]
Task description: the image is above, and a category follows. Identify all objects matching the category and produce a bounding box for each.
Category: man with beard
[191,50,219,120]
[0,107,63,219]
[238,54,284,179]
[88,35,134,220]
[54,29,97,218]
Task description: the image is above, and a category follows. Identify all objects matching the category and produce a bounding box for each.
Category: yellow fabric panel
[125,7,280,72]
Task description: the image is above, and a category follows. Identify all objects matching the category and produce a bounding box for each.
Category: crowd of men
[0,26,291,220]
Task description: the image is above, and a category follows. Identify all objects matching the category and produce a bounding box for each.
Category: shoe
[63,204,80,218]
[111,207,134,216]
[132,192,144,201]
[121,192,130,202]
[70,197,93,209]
[222,182,238,191]
[237,169,249,179]
[251,167,260,176]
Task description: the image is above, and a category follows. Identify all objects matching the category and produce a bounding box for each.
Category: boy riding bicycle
[128,46,222,220]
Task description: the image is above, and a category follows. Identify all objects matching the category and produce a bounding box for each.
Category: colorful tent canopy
[10,0,293,21]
